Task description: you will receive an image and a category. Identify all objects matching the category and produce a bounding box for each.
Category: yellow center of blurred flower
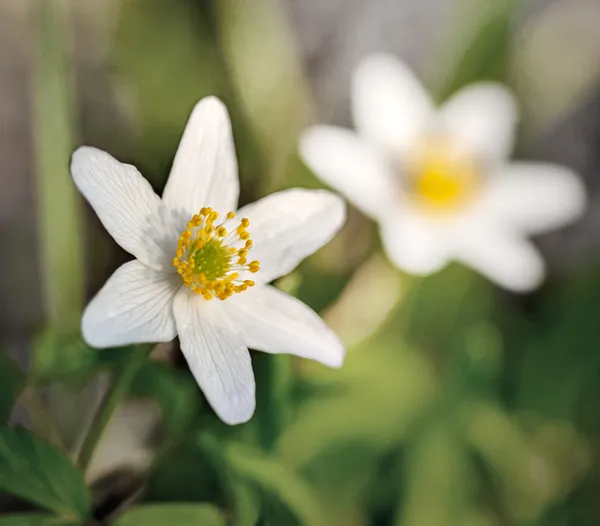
[407,138,479,213]
[172,208,259,300]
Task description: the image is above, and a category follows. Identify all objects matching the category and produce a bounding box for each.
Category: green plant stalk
[77,347,149,474]
[254,353,292,452]
[33,0,84,337]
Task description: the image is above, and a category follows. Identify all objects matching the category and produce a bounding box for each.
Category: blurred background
[1,0,600,524]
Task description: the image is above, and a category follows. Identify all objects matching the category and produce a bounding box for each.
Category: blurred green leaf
[214,0,310,190]
[145,437,226,504]
[31,332,95,384]
[279,340,436,469]
[396,417,473,526]
[223,442,326,526]
[0,351,25,423]
[434,1,515,101]
[113,504,226,526]
[131,361,199,438]
[511,266,600,419]
[0,515,79,526]
[0,427,90,520]
[400,265,494,355]
[197,434,261,526]
[112,0,229,180]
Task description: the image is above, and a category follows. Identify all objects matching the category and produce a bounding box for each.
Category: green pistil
[191,238,230,280]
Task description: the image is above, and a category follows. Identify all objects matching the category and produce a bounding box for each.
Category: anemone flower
[72,96,346,424]
[300,54,586,292]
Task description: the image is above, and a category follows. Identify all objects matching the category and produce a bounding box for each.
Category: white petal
[236,189,346,284]
[173,288,255,425]
[379,212,448,275]
[479,162,586,234]
[299,126,397,219]
[71,147,170,270]
[438,83,518,164]
[224,285,345,368]
[453,226,545,292]
[352,54,433,157]
[82,261,179,347]
[162,97,239,225]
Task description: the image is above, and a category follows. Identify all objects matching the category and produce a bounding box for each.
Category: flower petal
[352,53,433,157]
[379,212,448,275]
[453,225,545,292]
[299,126,397,219]
[173,288,255,425]
[438,83,518,164]
[71,147,170,269]
[236,189,346,284]
[224,285,345,368]
[478,162,586,234]
[82,261,179,348]
[162,97,239,225]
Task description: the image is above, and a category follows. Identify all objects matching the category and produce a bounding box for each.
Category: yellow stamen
[173,208,259,300]
[407,137,479,213]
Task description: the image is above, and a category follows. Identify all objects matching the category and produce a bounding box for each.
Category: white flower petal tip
[162,95,239,222]
[456,232,546,293]
[299,126,396,219]
[173,290,256,426]
[70,146,171,270]
[351,53,433,155]
[439,82,519,162]
[225,286,346,369]
[81,261,179,348]
[379,214,448,276]
[483,163,588,234]
[236,188,346,284]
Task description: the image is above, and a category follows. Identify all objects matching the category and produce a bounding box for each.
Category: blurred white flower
[300,54,586,291]
[71,96,346,425]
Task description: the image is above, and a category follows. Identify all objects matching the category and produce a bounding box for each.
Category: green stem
[254,353,292,451]
[33,0,84,336]
[77,347,148,474]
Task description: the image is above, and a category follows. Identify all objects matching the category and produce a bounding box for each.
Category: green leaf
[0,427,90,520]
[223,442,326,526]
[113,504,226,526]
[0,351,25,423]
[0,515,79,526]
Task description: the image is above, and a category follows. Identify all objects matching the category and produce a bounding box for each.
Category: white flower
[71,96,346,425]
[300,54,586,292]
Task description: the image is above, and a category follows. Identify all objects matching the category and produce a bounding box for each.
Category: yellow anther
[173,206,260,301]
[408,136,480,212]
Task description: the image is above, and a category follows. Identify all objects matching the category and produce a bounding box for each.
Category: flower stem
[33,0,85,337]
[77,347,148,474]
